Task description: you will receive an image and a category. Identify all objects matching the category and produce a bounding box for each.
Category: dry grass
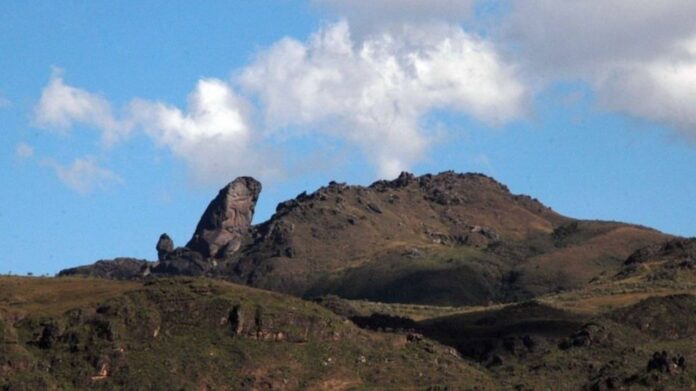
[325,296,511,321]
[540,284,696,315]
[0,276,140,317]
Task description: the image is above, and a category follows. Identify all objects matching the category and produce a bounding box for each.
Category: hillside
[220,172,670,305]
[0,276,495,390]
[315,287,696,390]
[8,271,696,390]
[18,172,696,389]
[60,171,672,307]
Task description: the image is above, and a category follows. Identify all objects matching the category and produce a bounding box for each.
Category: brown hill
[59,171,672,306]
[216,171,670,305]
[0,276,495,390]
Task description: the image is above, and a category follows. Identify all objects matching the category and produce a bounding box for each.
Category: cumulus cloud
[36,2,696,181]
[33,75,275,184]
[34,69,130,145]
[239,21,526,177]
[41,156,122,195]
[597,39,696,138]
[314,0,475,32]
[501,0,696,138]
[15,142,34,159]
[504,0,696,77]
[129,78,274,183]
[315,0,696,142]
[33,20,525,180]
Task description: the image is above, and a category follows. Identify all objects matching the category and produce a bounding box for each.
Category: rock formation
[156,233,174,261]
[57,258,151,280]
[186,176,262,258]
[56,171,672,308]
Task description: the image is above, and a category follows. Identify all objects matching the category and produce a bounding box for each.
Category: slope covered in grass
[0,276,495,390]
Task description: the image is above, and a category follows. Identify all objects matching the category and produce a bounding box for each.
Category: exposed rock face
[625,238,696,265]
[156,233,174,261]
[216,170,670,304]
[186,177,262,258]
[151,247,208,276]
[57,258,151,280]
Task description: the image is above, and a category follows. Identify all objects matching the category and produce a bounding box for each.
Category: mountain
[18,171,696,389]
[221,171,670,305]
[60,171,672,307]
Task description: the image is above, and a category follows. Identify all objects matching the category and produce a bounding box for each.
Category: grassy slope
[0,277,495,390]
[6,248,696,391]
[313,259,696,390]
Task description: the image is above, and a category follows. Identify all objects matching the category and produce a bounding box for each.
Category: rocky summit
[186,176,262,258]
[12,170,696,389]
[61,171,671,306]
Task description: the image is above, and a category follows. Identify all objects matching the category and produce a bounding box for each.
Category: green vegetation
[5,241,696,390]
[0,277,495,390]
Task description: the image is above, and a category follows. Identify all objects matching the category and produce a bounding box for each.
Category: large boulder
[186,177,262,258]
[156,233,174,261]
[151,247,209,276]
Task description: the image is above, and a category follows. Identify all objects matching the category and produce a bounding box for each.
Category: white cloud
[501,0,696,138]
[239,21,526,177]
[504,0,696,77]
[33,75,272,184]
[26,2,696,184]
[129,78,274,183]
[597,39,696,139]
[314,0,475,33]
[33,21,525,181]
[313,0,696,142]
[34,69,130,145]
[42,156,122,195]
[15,142,34,159]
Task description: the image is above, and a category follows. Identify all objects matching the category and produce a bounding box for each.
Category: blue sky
[2,1,696,275]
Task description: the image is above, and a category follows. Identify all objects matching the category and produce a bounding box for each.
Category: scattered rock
[367,202,383,214]
[229,305,244,336]
[37,323,60,349]
[350,313,417,331]
[560,323,610,349]
[625,238,696,265]
[152,247,208,276]
[407,333,424,343]
[156,233,174,261]
[646,351,686,374]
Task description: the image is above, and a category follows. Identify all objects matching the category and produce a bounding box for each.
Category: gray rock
[57,258,151,280]
[151,247,208,276]
[186,177,262,258]
[156,233,174,261]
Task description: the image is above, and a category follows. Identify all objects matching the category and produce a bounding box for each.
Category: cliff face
[186,176,262,258]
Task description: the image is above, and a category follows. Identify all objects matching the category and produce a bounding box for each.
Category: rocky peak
[186,176,262,258]
[156,233,174,261]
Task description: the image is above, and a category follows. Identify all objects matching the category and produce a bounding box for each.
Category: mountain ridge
[59,170,672,306]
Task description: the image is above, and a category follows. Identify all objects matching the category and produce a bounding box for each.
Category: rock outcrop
[57,258,151,280]
[152,247,208,276]
[186,177,262,258]
[156,233,174,261]
[56,171,671,308]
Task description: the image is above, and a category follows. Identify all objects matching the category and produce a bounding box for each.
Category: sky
[2,1,696,275]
